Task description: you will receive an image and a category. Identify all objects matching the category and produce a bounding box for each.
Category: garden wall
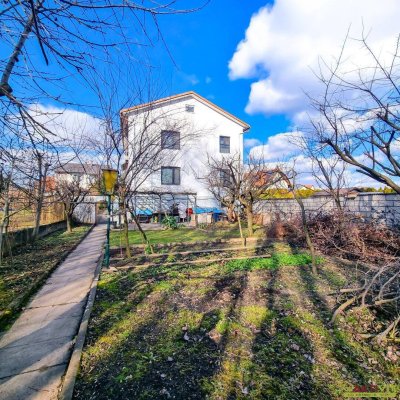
[4,220,67,253]
[73,202,97,224]
[255,192,400,227]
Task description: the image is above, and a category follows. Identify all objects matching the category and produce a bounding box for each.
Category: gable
[120,91,250,132]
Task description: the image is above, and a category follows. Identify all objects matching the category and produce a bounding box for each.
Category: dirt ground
[74,243,400,399]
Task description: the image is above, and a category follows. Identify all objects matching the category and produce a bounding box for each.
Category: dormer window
[185,104,195,113]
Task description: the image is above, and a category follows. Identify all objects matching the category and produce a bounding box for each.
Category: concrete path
[0,224,106,400]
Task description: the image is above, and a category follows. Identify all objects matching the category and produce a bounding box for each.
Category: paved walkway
[0,224,106,400]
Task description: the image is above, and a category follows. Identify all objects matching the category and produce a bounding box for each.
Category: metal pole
[105,194,111,268]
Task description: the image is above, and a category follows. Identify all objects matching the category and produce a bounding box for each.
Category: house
[120,91,250,213]
[298,184,315,191]
[252,169,289,190]
[54,163,101,192]
[311,187,362,199]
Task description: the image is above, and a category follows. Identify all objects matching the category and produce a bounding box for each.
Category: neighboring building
[298,184,315,191]
[120,91,250,210]
[54,162,104,224]
[54,162,101,192]
[311,187,363,199]
[252,169,289,190]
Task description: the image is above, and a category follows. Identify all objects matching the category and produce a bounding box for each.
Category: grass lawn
[0,225,91,331]
[109,225,262,248]
[74,243,399,399]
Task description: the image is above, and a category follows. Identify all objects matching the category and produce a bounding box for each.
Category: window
[161,130,180,150]
[185,104,195,113]
[220,169,231,186]
[219,136,230,153]
[161,167,181,185]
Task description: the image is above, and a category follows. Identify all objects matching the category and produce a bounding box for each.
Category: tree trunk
[122,199,131,258]
[227,204,236,222]
[295,195,317,274]
[0,186,11,265]
[0,225,4,266]
[66,213,73,233]
[131,211,154,254]
[0,8,36,95]
[332,190,342,211]
[236,207,246,247]
[33,161,48,240]
[246,205,254,236]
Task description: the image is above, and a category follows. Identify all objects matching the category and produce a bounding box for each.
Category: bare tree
[30,148,53,239]
[204,154,240,223]
[298,34,400,338]
[53,175,93,233]
[205,152,285,236]
[277,165,318,275]
[0,150,35,263]
[310,34,400,193]
[292,133,348,210]
[0,0,208,244]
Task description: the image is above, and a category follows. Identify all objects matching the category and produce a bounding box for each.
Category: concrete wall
[72,195,107,224]
[73,202,97,224]
[255,193,400,227]
[4,220,67,253]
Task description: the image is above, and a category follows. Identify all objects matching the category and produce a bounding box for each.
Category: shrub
[162,215,178,230]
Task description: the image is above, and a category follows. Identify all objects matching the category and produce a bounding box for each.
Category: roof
[300,184,314,189]
[55,163,101,176]
[120,91,250,132]
[249,169,289,188]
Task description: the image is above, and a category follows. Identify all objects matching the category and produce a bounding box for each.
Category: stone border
[58,250,104,400]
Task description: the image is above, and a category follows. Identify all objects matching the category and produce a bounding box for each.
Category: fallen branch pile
[268,211,400,342]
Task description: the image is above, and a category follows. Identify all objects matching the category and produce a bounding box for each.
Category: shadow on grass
[249,267,330,399]
[74,263,249,399]
[298,265,372,384]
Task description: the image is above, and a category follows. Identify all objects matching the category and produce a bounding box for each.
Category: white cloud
[180,72,199,86]
[247,130,396,188]
[205,76,212,84]
[229,0,400,116]
[249,131,302,160]
[244,137,262,148]
[28,103,102,146]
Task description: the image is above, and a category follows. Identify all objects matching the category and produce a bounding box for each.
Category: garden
[73,222,400,399]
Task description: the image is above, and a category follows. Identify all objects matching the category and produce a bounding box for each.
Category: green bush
[161,215,178,230]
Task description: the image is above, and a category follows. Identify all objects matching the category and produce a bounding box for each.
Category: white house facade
[54,163,101,189]
[121,91,250,211]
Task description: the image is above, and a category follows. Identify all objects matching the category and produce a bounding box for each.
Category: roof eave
[120,91,250,131]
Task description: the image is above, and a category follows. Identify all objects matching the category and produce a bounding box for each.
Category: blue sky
[6,0,399,186]
[25,1,289,150]
[149,0,291,147]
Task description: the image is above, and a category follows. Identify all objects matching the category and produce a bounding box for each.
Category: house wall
[125,95,245,208]
[55,172,97,189]
[255,192,400,227]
